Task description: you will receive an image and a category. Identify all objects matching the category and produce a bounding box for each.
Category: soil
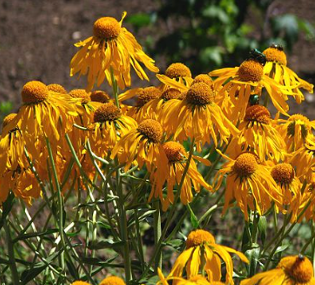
[0,0,314,118]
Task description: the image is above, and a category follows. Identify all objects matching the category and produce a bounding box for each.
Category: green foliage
[129,0,314,73]
[0,101,13,123]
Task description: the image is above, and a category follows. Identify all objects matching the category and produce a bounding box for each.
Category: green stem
[154,200,162,271]
[110,67,119,108]
[4,218,20,285]
[115,160,132,283]
[139,138,195,280]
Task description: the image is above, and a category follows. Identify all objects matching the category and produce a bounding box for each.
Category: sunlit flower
[149,141,212,210]
[209,51,295,120]
[119,86,162,121]
[111,119,165,171]
[213,152,283,220]
[47,83,67,94]
[227,105,286,161]
[168,229,248,284]
[99,276,126,285]
[157,268,224,285]
[88,102,137,157]
[71,281,91,285]
[157,62,193,92]
[241,255,315,285]
[271,162,302,221]
[263,44,313,104]
[276,114,315,151]
[70,12,159,91]
[160,82,239,151]
[290,137,315,180]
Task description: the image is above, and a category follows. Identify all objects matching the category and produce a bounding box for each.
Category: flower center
[2,113,17,128]
[93,17,121,39]
[47,83,67,94]
[271,163,295,185]
[71,281,91,285]
[90,90,110,103]
[287,114,310,138]
[192,74,213,87]
[69,89,91,104]
[238,60,263,82]
[137,119,163,143]
[165,63,192,78]
[136,87,162,107]
[163,141,186,163]
[21,81,49,104]
[186,82,214,105]
[161,88,182,101]
[99,276,126,285]
[263,47,287,66]
[186,229,215,249]
[233,153,258,177]
[94,103,121,122]
[280,255,313,283]
[244,105,271,124]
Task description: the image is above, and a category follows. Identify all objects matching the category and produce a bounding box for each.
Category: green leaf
[126,13,152,29]
[274,244,289,255]
[258,216,267,245]
[187,204,199,229]
[88,239,124,250]
[0,192,15,230]
[13,229,59,243]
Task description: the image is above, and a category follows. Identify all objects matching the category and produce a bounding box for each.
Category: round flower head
[149,141,212,211]
[227,105,286,162]
[241,255,315,285]
[157,62,193,92]
[213,152,283,220]
[99,276,126,285]
[47,83,67,94]
[271,162,302,221]
[88,102,137,157]
[168,229,248,284]
[90,90,110,103]
[111,119,166,171]
[71,281,91,285]
[276,114,315,152]
[160,82,239,151]
[209,50,296,121]
[263,44,313,104]
[119,86,162,122]
[70,12,159,91]
[2,81,78,169]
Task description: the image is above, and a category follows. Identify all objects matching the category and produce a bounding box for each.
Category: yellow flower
[160,82,239,151]
[71,281,91,285]
[271,162,302,222]
[70,12,159,91]
[168,229,248,285]
[276,114,315,151]
[157,268,224,285]
[47,83,67,94]
[213,152,283,220]
[149,141,212,211]
[227,105,286,162]
[99,276,126,285]
[111,119,165,171]
[119,86,162,122]
[209,52,295,120]
[290,138,315,181]
[241,255,315,285]
[90,90,110,103]
[88,102,137,157]
[263,44,313,104]
[157,62,193,92]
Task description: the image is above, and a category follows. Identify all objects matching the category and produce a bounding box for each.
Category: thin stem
[154,200,162,271]
[110,67,119,108]
[3,218,20,285]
